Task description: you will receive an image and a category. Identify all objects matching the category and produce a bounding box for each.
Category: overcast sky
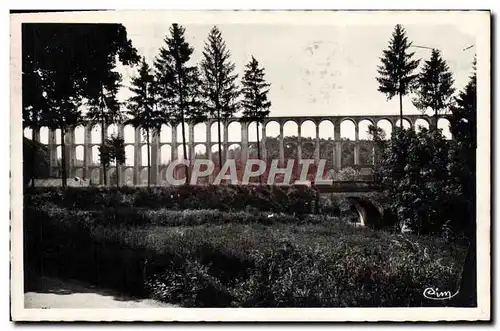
[118,22,476,118]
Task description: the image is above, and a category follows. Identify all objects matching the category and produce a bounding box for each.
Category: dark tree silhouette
[200,26,240,169]
[377,24,420,125]
[22,33,50,186]
[449,56,476,307]
[81,24,139,185]
[413,48,455,129]
[22,23,139,187]
[240,56,271,183]
[154,24,205,185]
[23,138,50,187]
[126,58,162,187]
[25,24,85,187]
[99,135,127,187]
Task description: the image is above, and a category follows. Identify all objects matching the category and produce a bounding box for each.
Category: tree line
[22,23,272,187]
[375,24,477,306]
[377,24,455,128]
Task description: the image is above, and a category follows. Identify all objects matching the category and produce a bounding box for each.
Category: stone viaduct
[27,114,450,186]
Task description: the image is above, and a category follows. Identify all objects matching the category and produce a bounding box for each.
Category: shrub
[376,128,468,234]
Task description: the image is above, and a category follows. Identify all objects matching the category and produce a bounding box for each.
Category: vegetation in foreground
[24,199,467,308]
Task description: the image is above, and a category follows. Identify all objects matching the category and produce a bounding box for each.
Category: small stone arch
[175,123,189,143]
[124,125,135,143]
[39,127,49,144]
[376,119,393,138]
[346,196,383,229]
[340,118,356,140]
[74,126,85,144]
[358,119,374,140]
[318,120,335,141]
[283,120,299,138]
[193,123,207,143]
[227,121,242,142]
[300,120,316,139]
[414,118,430,132]
[265,120,280,138]
[91,125,101,144]
[395,118,412,130]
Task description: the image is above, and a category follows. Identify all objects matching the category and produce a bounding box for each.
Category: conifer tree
[200,26,240,168]
[413,49,455,129]
[154,24,205,185]
[377,24,420,125]
[126,58,163,187]
[240,56,271,183]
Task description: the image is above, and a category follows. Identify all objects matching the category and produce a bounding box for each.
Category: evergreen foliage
[412,48,455,128]
[126,58,162,186]
[200,26,240,169]
[154,24,204,184]
[240,56,272,179]
[376,24,420,123]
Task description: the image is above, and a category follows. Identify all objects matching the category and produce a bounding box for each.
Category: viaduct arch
[26,114,450,186]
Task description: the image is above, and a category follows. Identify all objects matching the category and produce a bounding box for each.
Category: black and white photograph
[9,9,490,322]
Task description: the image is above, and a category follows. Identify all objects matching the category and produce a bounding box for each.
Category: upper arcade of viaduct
[25,114,452,186]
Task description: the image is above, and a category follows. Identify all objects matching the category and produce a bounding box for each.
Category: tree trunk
[116,163,120,188]
[60,127,67,188]
[435,108,439,132]
[217,110,223,176]
[256,122,262,184]
[181,118,190,185]
[146,128,151,187]
[31,128,37,188]
[101,120,107,187]
[100,87,107,187]
[399,92,403,128]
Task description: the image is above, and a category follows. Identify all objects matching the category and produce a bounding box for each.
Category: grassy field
[24,192,468,307]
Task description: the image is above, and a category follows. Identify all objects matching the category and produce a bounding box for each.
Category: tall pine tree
[154,24,205,185]
[412,48,455,129]
[200,26,240,169]
[377,24,420,125]
[126,58,163,187]
[240,56,271,183]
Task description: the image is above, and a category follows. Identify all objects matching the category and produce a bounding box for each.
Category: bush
[24,185,318,214]
[376,128,469,234]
